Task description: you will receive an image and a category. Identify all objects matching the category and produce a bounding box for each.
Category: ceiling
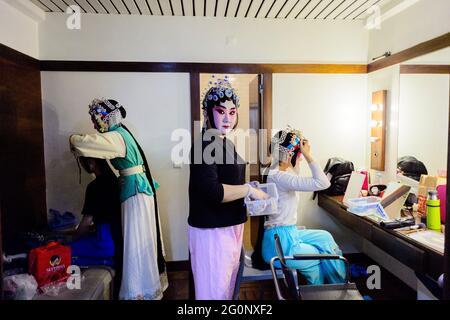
[28,0,392,20]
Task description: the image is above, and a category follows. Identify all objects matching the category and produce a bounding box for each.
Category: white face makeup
[212,100,237,135]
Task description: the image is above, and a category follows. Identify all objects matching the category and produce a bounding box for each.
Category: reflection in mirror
[397,47,450,182]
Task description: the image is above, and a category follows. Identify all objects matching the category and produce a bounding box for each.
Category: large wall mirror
[397,47,450,180]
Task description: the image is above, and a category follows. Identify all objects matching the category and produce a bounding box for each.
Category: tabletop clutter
[2,209,79,300]
[344,171,446,252]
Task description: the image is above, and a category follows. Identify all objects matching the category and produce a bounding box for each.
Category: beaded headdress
[88,98,125,133]
[271,125,303,157]
[201,75,240,110]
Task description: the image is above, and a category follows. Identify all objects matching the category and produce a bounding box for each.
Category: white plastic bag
[245,183,279,216]
[3,274,38,300]
[40,281,68,297]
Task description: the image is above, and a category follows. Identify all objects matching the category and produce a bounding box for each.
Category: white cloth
[119,165,145,177]
[120,192,168,300]
[70,131,126,159]
[265,162,331,228]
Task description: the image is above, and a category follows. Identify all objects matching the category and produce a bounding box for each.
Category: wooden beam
[261,73,273,168]
[0,200,2,300]
[368,33,450,73]
[400,64,450,74]
[190,72,200,144]
[40,61,367,74]
[0,43,39,69]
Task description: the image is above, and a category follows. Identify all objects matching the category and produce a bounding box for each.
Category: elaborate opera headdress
[201,75,240,130]
[88,98,126,133]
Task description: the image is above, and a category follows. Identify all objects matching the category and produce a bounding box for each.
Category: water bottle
[426,190,441,231]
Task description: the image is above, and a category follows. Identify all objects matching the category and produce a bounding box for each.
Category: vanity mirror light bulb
[378,104,384,111]
[370,120,378,128]
[378,121,383,127]
[371,104,378,111]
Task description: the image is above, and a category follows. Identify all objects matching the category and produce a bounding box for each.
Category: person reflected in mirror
[262,127,346,285]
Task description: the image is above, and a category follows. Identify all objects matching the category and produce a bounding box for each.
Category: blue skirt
[262,225,346,285]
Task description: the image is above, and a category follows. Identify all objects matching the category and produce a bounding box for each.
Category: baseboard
[166,260,189,272]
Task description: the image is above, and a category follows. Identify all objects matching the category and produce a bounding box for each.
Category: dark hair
[121,124,165,274]
[202,88,239,130]
[90,99,127,133]
[269,130,301,167]
[100,99,127,119]
[79,156,115,176]
[397,156,428,181]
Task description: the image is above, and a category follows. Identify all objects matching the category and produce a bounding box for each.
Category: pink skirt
[188,223,244,300]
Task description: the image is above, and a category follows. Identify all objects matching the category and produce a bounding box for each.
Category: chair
[269,234,363,300]
[232,247,283,300]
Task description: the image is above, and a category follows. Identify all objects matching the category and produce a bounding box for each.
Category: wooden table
[318,194,444,280]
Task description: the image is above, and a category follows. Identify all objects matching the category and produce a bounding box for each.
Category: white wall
[273,73,369,252]
[41,72,191,261]
[398,74,449,176]
[0,0,40,58]
[38,14,368,63]
[368,0,450,61]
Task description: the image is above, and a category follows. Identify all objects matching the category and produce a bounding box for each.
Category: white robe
[70,132,168,300]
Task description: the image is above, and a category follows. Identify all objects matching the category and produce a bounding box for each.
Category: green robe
[110,126,159,203]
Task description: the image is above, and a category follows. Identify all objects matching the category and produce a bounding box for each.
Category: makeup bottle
[426,190,441,231]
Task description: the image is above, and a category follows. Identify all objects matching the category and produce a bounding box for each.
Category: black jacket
[188,135,247,228]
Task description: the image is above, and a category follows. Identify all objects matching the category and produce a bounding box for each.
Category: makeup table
[318,194,444,280]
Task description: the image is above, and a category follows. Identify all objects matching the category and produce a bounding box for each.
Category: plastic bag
[38,273,86,297]
[48,209,77,231]
[40,281,68,297]
[3,274,38,300]
[244,183,279,216]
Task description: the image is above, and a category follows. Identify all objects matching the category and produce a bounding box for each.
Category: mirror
[397,47,450,181]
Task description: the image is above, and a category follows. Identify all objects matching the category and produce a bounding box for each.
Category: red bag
[28,242,71,288]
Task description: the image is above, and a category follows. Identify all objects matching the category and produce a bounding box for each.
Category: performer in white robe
[70,98,168,300]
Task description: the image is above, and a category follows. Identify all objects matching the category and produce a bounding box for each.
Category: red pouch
[28,242,71,288]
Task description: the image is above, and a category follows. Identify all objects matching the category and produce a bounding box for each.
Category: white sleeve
[70,131,126,159]
[271,162,331,192]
